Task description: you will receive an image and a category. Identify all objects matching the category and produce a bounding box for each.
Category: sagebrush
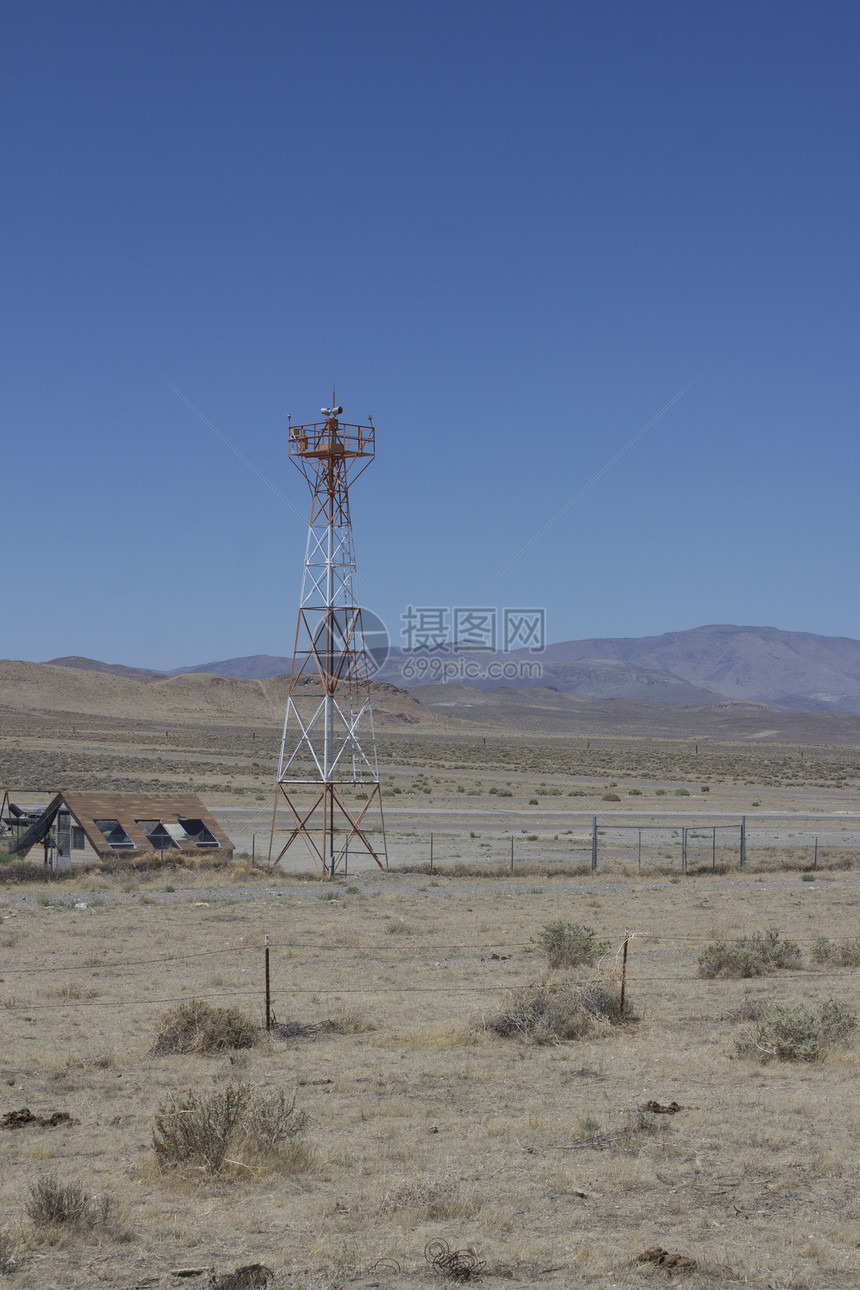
[26,1176,115,1230]
[810,935,860,967]
[734,998,857,1062]
[697,927,801,978]
[534,921,610,969]
[152,1082,310,1173]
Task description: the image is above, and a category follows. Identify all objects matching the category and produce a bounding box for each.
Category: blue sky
[3,1,859,669]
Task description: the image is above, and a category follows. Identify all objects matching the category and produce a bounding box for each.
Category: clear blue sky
[3,1,859,669]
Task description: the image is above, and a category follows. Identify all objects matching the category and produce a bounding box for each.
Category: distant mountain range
[43,624,860,716]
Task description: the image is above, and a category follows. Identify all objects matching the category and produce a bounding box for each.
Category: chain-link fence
[213,808,860,877]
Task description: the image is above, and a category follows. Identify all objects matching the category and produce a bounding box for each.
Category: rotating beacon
[268,394,388,877]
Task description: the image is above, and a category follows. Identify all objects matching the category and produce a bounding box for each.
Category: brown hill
[0,661,440,729]
[45,655,165,682]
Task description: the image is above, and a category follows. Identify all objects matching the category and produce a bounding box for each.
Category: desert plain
[1,662,860,1289]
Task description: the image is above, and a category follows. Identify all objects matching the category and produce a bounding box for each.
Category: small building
[9,792,233,866]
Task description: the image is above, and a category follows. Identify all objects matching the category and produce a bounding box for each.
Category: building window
[71,827,85,850]
[93,819,135,849]
[178,818,220,848]
[136,820,175,850]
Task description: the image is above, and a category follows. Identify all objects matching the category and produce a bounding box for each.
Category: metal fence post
[264,935,271,1033]
[591,817,597,873]
[740,816,746,869]
[681,826,688,875]
[619,929,630,1018]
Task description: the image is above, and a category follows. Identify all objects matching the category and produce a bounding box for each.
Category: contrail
[163,379,306,524]
[486,378,698,588]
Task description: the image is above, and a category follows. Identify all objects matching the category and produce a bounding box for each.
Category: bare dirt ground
[3,706,860,1288]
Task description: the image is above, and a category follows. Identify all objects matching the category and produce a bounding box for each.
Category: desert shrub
[674,788,691,796]
[483,981,593,1043]
[153,1082,309,1173]
[749,927,802,969]
[836,937,860,967]
[698,942,763,978]
[384,918,415,935]
[811,936,835,964]
[153,1000,259,1054]
[153,1083,250,1172]
[535,921,610,969]
[26,1175,114,1230]
[602,792,620,802]
[735,998,857,1063]
[811,935,860,967]
[697,927,801,978]
[242,1087,309,1149]
[482,977,631,1044]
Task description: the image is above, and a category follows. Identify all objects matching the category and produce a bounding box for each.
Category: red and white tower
[268,396,388,877]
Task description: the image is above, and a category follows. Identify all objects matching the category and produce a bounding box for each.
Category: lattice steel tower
[268,395,388,877]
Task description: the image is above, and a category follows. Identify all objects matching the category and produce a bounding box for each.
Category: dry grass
[2,865,858,1288]
[4,713,860,1287]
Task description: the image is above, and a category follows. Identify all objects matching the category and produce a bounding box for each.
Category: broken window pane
[136,820,175,849]
[178,817,219,847]
[93,819,135,849]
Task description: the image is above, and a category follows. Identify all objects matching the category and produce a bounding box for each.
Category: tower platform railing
[289,419,375,459]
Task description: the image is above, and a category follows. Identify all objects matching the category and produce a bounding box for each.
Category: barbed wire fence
[2,929,858,1028]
